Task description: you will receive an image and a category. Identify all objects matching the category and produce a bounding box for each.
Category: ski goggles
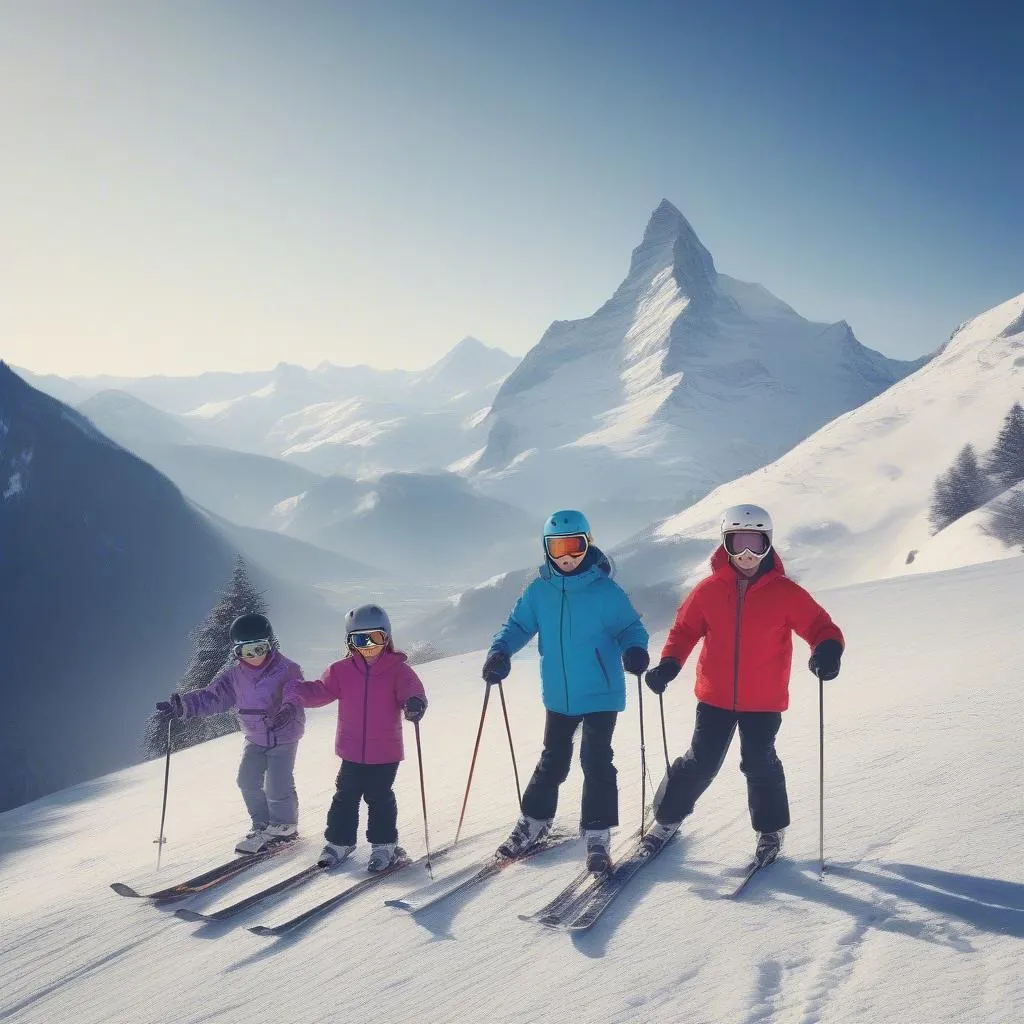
[347,629,389,650]
[234,639,272,660]
[544,533,589,560]
[724,530,771,558]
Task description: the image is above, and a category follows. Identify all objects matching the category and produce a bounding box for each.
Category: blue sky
[2,0,1021,375]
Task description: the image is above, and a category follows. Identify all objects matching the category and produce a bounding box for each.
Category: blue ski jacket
[488,550,648,716]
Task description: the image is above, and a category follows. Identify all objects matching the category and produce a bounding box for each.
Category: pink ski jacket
[296,650,426,765]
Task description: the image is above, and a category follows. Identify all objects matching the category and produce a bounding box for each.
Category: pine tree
[143,557,269,758]
[983,402,1024,490]
[928,444,994,533]
[984,487,1024,550]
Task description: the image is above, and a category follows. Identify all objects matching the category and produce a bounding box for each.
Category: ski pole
[658,692,671,773]
[818,672,826,877]
[497,683,523,812]
[454,684,492,846]
[636,674,648,837]
[155,717,172,869]
[413,721,433,878]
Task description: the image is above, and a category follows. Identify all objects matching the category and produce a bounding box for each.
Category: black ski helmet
[230,613,273,644]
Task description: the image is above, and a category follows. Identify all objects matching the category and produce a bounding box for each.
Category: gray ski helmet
[230,613,273,644]
[344,604,392,637]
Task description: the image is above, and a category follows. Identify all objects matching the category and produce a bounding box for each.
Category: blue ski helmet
[344,604,392,637]
[543,510,592,542]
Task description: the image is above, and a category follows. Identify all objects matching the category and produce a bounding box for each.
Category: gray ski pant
[237,740,299,827]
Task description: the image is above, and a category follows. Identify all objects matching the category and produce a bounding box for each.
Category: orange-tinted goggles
[545,534,589,560]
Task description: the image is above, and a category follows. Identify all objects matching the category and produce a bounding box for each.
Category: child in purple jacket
[294,604,427,873]
[156,613,306,854]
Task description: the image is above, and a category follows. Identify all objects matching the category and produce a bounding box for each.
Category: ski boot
[263,823,299,845]
[496,815,551,859]
[368,843,405,873]
[235,823,269,854]
[639,820,678,854]
[754,829,784,868]
[585,828,612,874]
[318,842,356,868]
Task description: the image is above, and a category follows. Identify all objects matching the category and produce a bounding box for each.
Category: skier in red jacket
[643,504,845,866]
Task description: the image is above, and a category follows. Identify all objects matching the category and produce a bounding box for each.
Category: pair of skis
[110,840,295,902]
[519,823,678,931]
[518,826,778,930]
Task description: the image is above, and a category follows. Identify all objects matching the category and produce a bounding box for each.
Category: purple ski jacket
[180,651,306,748]
[295,650,426,765]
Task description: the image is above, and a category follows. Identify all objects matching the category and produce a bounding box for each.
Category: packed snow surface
[1,557,1022,1023]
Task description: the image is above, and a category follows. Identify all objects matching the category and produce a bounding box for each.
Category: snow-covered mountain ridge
[468,200,926,518]
[612,291,1024,594]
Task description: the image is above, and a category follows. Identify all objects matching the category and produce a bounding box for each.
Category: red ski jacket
[662,548,844,713]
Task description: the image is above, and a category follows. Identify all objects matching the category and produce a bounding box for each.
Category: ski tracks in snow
[736,853,988,1024]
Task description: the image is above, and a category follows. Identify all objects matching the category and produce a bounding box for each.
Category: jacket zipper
[241,661,278,746]
[595,648,611,689]
[559,585,570,713]
[732,578,747,711]
[361,659,370,763]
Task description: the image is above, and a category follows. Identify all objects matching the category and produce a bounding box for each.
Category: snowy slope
[2,557,1022,1024]
[467,200,924,528]
[614,292,1024,595]
[903,480,1024,576]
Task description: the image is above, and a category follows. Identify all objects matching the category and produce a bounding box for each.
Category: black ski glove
[155,694,184,719]
[622,647,650,675]
[404,695,427,723]
[809,639,843,681]
[644,658,681,695]
[482,649,511,685]
[270,702,298,730]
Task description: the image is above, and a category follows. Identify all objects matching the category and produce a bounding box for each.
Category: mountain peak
[419,337,517,386]
[629,200,717,306]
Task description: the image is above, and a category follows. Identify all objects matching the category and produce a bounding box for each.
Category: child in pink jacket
[295,604,427,872]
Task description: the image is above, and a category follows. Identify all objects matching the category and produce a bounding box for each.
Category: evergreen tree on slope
[143,557,269,757]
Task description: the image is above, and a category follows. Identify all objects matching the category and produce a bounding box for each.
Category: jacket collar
[236,649,280,679]
[349,648,409,671]
[710,545,785,589]
[538,546,612,591]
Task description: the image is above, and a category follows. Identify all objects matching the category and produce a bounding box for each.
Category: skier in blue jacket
[483,510,649,872]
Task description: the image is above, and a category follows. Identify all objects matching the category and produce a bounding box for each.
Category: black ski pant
[521,709,619,830]
[653,702,790,833]
[324,760,399,846]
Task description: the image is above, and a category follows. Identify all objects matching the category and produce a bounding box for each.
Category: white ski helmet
[720,504,773,549]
